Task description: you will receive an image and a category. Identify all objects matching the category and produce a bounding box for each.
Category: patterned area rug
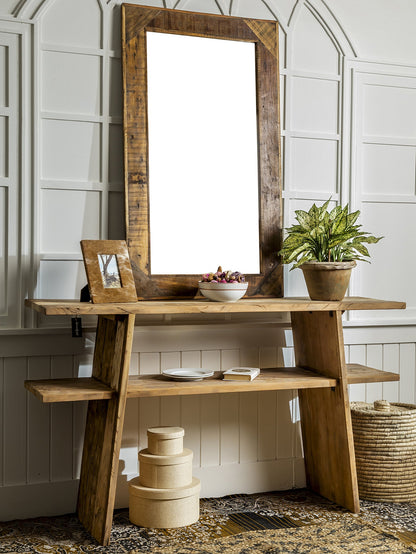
[0,489,415,553]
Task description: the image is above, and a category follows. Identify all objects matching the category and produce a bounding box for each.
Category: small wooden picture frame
[81,240,138,303]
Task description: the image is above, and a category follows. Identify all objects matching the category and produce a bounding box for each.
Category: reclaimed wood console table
[24,297,405,545]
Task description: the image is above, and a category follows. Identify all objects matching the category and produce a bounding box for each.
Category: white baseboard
[0,480,78,521]
[115,458,305,508]
[0,459,306,520]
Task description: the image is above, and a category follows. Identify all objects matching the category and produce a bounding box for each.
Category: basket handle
[374,400,391,412]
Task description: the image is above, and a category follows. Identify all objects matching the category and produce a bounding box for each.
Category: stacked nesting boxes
[129,427,200,528]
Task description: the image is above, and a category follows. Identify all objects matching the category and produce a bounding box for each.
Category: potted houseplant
[279,199,382,300]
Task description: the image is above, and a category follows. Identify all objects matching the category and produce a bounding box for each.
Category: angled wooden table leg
[77,314,135,545]
[291,310,360,513]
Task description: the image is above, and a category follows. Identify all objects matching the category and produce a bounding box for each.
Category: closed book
[222,367,260,381]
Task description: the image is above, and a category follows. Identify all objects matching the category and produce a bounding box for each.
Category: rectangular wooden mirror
[122,4,282,300]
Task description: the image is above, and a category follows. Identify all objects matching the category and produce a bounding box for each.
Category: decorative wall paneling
[347,65,416,325]
[0,20,33,329]
[282,1,353,300]
[35,0,125,313]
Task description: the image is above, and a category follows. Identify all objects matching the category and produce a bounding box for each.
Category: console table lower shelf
[25,364,398,402]
[24,297,405,545]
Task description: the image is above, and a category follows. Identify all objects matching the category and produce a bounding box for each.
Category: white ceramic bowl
[198,281,248,302]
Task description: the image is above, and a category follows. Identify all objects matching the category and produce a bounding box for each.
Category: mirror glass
[146,32,260,275]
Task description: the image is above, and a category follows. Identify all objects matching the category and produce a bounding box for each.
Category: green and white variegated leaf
[285,242,312,263]
[347,210,360,226]
[294,210,312,231]
[360,235,383,244]
[350,242,370,257]
[291,251,315,270]
[331,205,349,234]
[329,205,342,220]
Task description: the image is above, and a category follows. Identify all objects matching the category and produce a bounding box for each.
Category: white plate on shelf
[162,369,214,381]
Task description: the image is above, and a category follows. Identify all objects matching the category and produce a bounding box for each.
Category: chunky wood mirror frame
[122,4,282,300]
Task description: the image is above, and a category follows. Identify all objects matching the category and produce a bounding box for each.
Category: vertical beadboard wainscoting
[1,322,415,519]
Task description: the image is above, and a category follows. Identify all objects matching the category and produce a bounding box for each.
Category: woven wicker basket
[351,400,416,502]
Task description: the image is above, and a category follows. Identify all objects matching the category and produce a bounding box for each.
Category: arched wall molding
[317,0,357,57]
[106,0,289,31]
[13,0,105,22]
[32,0,104,24]
[12,0,50,20]
[289,0,355,58]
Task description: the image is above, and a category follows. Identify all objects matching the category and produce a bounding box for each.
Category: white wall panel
[279,26,286,69]
[258,391,277,460]
[0,117,7,178]
[42,51,102,116]
[109,4,122,52]
[41,120,101,182]
[3,357,27,486]
[291,77,339,133]
[109,58,122,118]
[121,397,139,477]
[330,0,416,64]
[218,348,240,464]
[0,45,6,107]
[0,1,21,17]
[352,203,416,321]
[108,124,123,183]
[169,0,217,14]
[265,0,296,25]
[292,6,339,74]
[0,29,21,329]
[362,143,415,196]
[138,397,160,455]
[41,189,101,253]
[0,358,3,486]
[291,137,338,192]
[399,343,416,404]
[363,82,416,138]
[200,350,220,467]
[160,351,181,427]
[27,356,51,483]
[278,390,296,458]
[348,344,369,402]
[180,350,202,467]
[0,187,6,314]
[38,260,86,299]
[108,191,125,239]
[365,344,383,403]
[50,356,74,482]
[382,343,399,402]
[41,0,102,49]
[220,393,239,465]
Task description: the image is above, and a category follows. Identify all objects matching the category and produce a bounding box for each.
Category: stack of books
[222,367,260,381]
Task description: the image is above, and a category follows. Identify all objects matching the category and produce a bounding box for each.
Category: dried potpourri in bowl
[198,266,248,302]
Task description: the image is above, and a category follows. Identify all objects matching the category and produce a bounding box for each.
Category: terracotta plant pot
[300,261,356,301]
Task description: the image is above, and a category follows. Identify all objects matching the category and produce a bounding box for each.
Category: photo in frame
[81,240,138,303]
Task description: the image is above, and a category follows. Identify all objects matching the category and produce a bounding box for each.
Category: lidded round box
[147,426,184,456]
[138,448,193,489]
[129,476,200,528]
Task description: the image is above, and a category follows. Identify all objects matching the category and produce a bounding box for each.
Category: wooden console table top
[25,297,405,316]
